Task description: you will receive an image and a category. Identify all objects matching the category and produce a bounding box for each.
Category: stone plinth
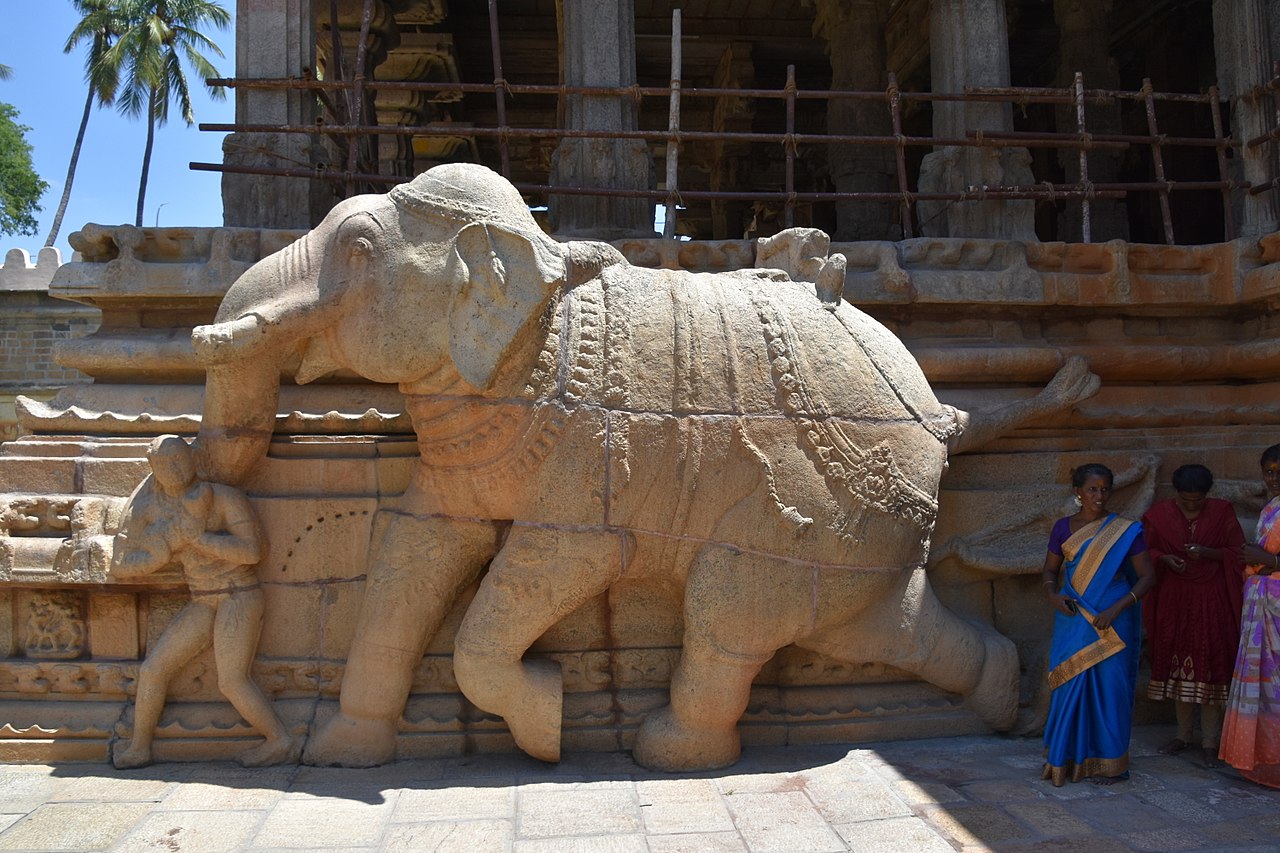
[4,216,1278,763]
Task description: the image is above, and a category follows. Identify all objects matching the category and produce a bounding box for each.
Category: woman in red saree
[1220,444,1280,787]
[1142,464,1245,766]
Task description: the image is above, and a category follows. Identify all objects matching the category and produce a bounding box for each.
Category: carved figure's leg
[210,588,300,766]
[802,566,1018,731]
[453,525,626,762]
[303,510,497,767]
[113,600,217,769]
[633,546,808,772]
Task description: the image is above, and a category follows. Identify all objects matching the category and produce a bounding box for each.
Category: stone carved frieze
[1,494,130,582]
[4,198,1276,767]
[182,163,1100,773]
[23,592,85,660]
[107,436,299,769]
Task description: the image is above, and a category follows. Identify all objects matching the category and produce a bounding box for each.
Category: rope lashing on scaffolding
[628,84,644,108]
[1081,180,1096,201]
[1039,181,1058,204]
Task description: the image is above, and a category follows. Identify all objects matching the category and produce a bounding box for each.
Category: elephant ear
[450,222,566,391]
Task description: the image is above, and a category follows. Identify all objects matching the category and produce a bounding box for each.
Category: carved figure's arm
[187,486,264,567]
[109,531,172,577]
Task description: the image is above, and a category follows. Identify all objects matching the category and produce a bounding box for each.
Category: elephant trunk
[195,359,284,486]
[193,236,330,485]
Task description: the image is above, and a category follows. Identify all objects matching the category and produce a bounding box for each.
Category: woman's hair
[1262,444,1280,467]
[1171,464,1213,494]
[1071,463,1114,488]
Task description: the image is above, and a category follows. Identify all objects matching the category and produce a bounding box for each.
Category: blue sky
[0,3,235,261]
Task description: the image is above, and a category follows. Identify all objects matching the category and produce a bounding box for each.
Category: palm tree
[0,64,12,79]
[44,0,126,247]
[108,0,229,226]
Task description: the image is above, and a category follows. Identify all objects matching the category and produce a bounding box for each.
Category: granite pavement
[1,724,1277,852]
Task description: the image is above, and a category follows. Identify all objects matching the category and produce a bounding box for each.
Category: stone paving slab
[0,725,1277,851]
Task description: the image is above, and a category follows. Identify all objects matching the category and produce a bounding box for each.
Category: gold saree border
[1065,516,1134,599]
[1047,602,1126,689]
[1041,754,1130,786]
[1060,517,1105,564]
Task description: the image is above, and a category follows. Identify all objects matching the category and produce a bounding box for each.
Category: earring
[1073,495,1083,508]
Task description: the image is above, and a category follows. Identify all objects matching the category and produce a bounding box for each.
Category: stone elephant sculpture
[191,163,1100,771]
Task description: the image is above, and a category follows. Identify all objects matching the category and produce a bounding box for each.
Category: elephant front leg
[452,525,628,763]
[303,511,497,767]
[633,546,809,772]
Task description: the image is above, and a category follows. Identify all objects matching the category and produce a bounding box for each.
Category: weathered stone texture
[0,174,1276,768]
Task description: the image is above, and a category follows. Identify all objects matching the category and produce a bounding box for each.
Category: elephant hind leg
[633,546,809,772]
[452,525,627,763]
[803,567,1018,732]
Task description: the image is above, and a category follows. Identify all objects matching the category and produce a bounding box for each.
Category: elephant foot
[112,740,153,770]
[502,659,563,763]
[966,630,1019,732]
[632,705,741,772]
[237,734,303,768]
[302,712,396,767]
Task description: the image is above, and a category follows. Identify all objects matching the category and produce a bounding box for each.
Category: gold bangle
[1129,591,1139,605]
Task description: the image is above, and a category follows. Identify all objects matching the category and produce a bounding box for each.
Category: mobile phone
[1064,599,1079,615]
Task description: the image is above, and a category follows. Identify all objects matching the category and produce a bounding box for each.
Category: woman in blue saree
[1041,463,1155,786]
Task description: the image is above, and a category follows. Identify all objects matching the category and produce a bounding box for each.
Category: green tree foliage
[105,0,229,226]
[0,102,50,237]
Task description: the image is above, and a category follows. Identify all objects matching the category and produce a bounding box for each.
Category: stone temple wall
[0,248,99,444]
[0,224,1275,762]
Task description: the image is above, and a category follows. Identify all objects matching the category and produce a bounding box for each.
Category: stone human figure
[109,435,298,768]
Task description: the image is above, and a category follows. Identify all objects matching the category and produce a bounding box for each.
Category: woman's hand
[1241,543,1279,572]
[1159,553,1187,573]
[1184,544,1221,562]
[1093,603,1123,630]
[1047,591,1077,616]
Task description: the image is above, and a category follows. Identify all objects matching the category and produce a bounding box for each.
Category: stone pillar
[708,43,755,239]
[549,0,654,239]
[1053,0,1128,242]
[814,0,898,241]
[1213,0,1280,238]
[917,0,1036,240]
[373,33,460,178]
[318,0,399,187]
[1271,0,1280,64]
[222,0,329,228]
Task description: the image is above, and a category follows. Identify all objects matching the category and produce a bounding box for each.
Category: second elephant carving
[191,163,1100,771]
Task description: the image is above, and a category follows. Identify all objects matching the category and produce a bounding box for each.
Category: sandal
[1158,738,1191,755]
[1203,747,1222,768]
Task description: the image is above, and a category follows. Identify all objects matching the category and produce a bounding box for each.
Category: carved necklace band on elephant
[746,290,940,537]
